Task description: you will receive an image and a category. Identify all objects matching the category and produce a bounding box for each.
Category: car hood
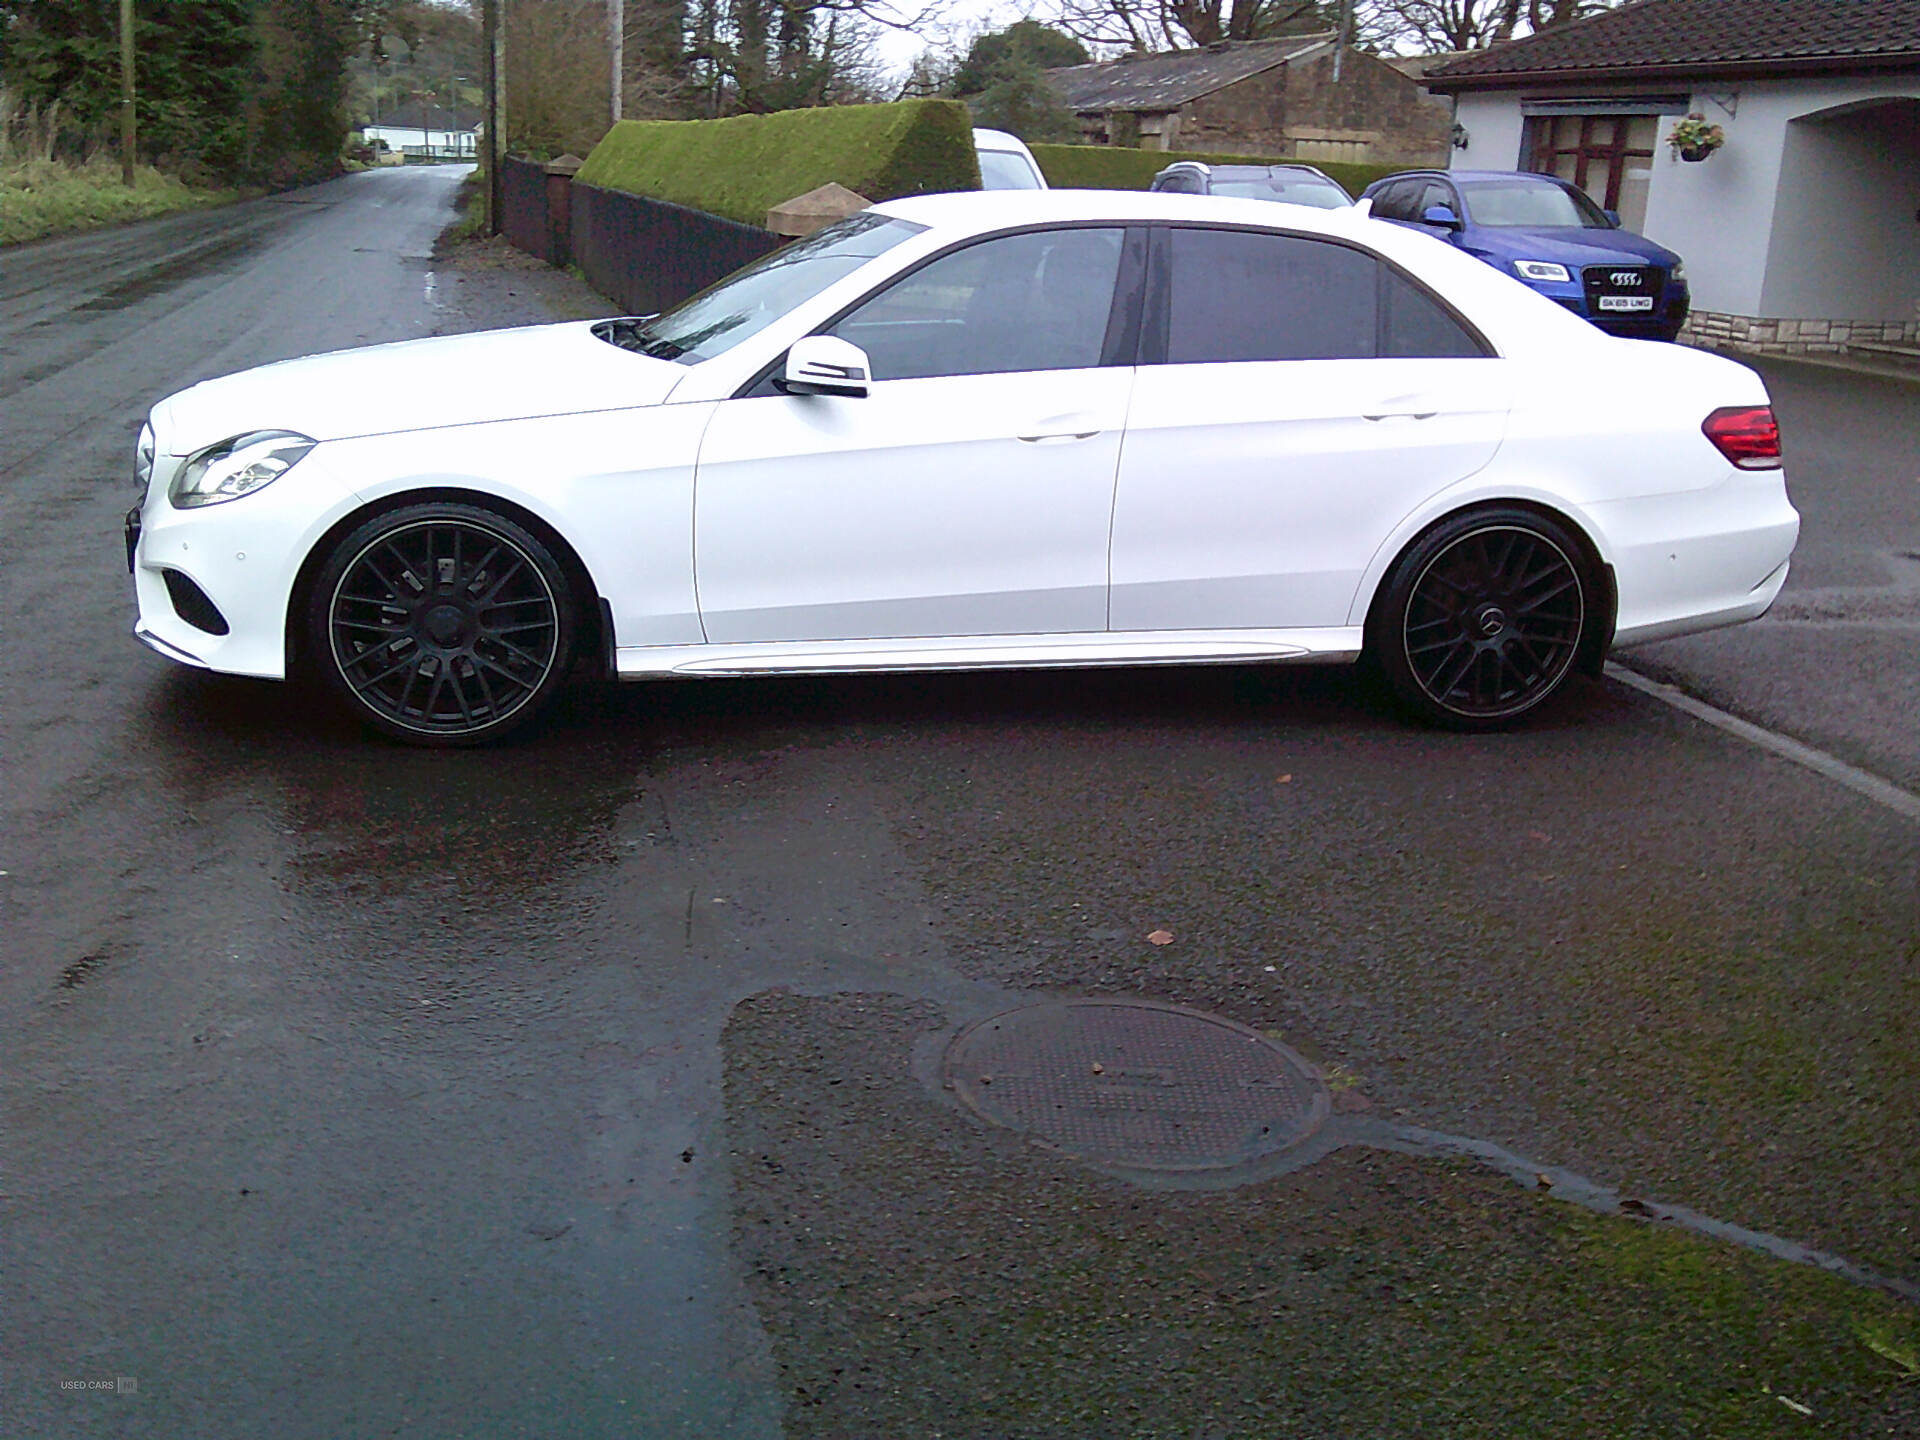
[153,322,683,455]
[1465,225,1680,269]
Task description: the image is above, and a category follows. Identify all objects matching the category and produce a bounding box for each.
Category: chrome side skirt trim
[615,627,1364,680]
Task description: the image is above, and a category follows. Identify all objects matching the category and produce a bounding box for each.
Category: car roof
[971,127,1029,152]
[1450,170,1573,184]
[874,187,1369,236]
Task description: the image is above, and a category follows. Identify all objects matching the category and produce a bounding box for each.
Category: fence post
[544,155,585,268]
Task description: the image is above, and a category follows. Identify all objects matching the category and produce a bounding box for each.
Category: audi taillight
[1701,405,1782,470]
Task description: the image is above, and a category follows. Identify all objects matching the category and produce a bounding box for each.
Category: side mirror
[1421,205,1463,229]
[777,335,870,398]
[1604,209,1622,228]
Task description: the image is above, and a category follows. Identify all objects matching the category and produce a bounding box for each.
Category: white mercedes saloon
[126,189,1798,745]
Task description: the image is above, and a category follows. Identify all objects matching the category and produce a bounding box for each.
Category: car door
[1109,224,1509,632]
[693,225,1136,644]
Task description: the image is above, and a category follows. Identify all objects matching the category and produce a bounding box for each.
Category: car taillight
[1702,405,1782,470]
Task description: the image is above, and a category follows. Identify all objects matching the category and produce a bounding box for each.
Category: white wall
[1449,94,1524,169]
[1759,98,1920,321]
[1444,72,1920,320]
[1643,75,1920,315]
[363,124,478,154]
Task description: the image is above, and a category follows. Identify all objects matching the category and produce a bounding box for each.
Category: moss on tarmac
[725,989,1918,1439]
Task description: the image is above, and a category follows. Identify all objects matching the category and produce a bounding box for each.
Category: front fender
[317,405,717,650]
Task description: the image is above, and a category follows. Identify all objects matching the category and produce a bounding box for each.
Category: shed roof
[1047,34,1332,113]
[1426,0,1920,90]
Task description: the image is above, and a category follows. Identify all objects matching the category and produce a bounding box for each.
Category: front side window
[614,213,925,365]
[1415,180,1458,220]
[829,227,1125,381]
[1158,227,1487,363]
[1369,180,1421,222]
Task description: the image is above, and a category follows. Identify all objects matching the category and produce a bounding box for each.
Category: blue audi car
[1361,170,1689,341]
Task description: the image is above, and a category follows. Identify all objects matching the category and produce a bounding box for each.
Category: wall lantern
[1450,122,1470,151]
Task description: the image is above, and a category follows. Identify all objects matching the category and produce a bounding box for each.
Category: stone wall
[1073,49,1451,166]
[1681,310,1920,366]
[1274,50,1452,168]
[1175,69,1288,153]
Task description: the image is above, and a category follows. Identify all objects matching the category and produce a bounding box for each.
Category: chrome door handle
[1363,394,1440,422]
[1017,412,1102,443]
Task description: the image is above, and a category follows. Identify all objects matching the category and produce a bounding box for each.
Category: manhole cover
[944,999,1329,1173]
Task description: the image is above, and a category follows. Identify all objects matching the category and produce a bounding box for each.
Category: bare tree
[1356,0,1616,54]
[1050,0,1331,52]
[506,0,613,153]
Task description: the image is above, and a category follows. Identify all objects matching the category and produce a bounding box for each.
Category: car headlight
[135,424,155,492]
[1513,260,1572,283]
[169,431,316,508]
[1669,259,1686,283]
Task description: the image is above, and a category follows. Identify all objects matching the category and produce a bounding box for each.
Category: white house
[360,101,482,161]
[1424,0,1920,367]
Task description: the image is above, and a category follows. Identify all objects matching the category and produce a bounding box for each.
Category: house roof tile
[1426,0,1920,88]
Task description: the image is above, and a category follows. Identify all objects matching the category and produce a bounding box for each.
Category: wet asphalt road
[3,168,1918,1439]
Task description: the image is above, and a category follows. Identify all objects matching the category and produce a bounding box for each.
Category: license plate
[1598,296,1654,312]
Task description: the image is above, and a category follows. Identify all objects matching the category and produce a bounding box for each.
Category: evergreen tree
[1,0,254,176]
[950,20,1088,98]
[249,0,364,184]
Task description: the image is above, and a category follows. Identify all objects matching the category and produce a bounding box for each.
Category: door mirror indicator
[778,336,871,398]
[1421,205,1463,229]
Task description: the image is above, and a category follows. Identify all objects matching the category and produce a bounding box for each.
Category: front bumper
[1529,278,1690,340]
[126,449,361,679]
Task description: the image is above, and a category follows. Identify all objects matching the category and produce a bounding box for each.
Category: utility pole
[483,0,505,234]
[609,0,625,126]
[118,0,136,186]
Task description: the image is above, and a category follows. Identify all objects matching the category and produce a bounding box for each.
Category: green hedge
[1030,143,1404,200]
[575,101,981,226]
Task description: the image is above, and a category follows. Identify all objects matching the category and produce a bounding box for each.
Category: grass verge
[1,157,238,246]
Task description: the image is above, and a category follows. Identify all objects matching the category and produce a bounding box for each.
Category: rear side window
[1381,267,1483,358]
[1156,226,1488,363]
[1164,228,1376,363]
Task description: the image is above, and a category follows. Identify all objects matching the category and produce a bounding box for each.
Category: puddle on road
[926,991,1920,1306]
[141,670,646,927]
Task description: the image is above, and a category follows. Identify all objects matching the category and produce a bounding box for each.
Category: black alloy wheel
[1372,508,1590,728]
[310,503,577,744]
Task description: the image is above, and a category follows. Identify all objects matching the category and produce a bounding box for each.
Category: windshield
[1459,180,1610,228]
[600,213,926,365]
[977,149,1043,190]
[1209,173,1351,209]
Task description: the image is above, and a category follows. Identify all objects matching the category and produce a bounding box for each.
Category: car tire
[306,502,578,746]
[1368,506,1593,730]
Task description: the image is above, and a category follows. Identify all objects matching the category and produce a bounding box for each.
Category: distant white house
[1424,0,1920,367]
[360,101,482,161]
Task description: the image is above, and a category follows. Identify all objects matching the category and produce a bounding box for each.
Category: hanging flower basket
[1668,113,1724,162]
